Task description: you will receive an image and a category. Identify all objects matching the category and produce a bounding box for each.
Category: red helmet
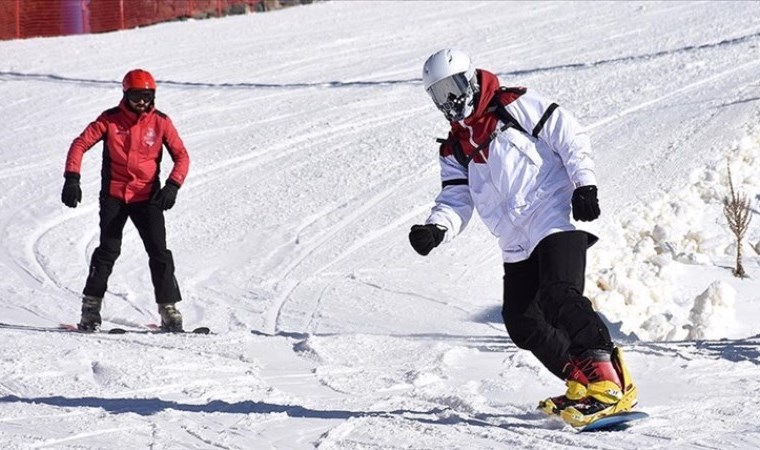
[122,69,156,92]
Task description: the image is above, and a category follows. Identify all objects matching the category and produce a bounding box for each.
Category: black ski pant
[83,195,182,304]
[501,230,612,380]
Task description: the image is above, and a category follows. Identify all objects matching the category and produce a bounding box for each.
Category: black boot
[158,303,183,332]
[77,295,102,331]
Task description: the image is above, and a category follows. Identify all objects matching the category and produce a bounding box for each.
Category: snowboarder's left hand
[571,185,600,222]
[154,181,179,211]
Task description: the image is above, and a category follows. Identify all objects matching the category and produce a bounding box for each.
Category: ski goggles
[126,89,155,103]
[426,72,470,113]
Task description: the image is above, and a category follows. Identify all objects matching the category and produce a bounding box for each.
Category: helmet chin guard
[422,48,478,121]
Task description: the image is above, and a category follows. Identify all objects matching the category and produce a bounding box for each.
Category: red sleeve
[162,116,190,187]
[64,114,107,176]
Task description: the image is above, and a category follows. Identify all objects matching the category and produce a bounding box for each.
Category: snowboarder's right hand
[61,172,82,208]
[408,224,446,256]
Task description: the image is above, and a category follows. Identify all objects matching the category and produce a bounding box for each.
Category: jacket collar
[119,99,154,122]
[461,69,500,127]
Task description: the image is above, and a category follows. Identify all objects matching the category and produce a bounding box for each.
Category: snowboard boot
[77,295,102,332]
[538,351,596,416]
[158,303,183,332]
[560,347,638,427]
[537,377,587,416]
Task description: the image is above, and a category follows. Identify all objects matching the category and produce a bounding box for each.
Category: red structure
[0,0,264,40]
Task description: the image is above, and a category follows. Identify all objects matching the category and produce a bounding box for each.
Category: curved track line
[586,57,760,131]
[262,161,437,335]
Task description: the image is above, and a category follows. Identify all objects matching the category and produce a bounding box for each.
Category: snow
[1,0,760,448]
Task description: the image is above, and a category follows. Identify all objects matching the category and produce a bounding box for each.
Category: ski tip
[191,327,210,334]
[108,328,127,334]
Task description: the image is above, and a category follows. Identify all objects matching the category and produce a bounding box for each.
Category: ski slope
[1,1,760,448]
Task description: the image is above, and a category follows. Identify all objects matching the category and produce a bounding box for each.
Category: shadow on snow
[0,395,545,429]
[635,335,760,366]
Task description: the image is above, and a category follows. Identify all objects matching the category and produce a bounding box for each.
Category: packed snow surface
[1,1,760,448]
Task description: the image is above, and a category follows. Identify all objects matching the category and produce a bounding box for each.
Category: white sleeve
[425,154,474,243]
[505,90,597,188]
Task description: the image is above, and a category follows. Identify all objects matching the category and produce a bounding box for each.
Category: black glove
[408,224,446,256]
[154,181,179,211]
[572,185,600,222]
[61,172,82,208]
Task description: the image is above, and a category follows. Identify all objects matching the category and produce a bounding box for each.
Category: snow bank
[685,280,738,340]
[589,127,760,341]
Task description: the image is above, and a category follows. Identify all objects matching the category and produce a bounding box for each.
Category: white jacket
[426,79,596,263]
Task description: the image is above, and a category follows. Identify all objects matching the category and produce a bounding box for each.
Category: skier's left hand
[571,185,600,222]
[408,224,446,256]
[154,181,179,211]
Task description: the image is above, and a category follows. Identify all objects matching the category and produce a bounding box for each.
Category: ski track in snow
[2,1,760,448]
[264,159,438,336]
[585,57,760,132]
[1,329,758,449]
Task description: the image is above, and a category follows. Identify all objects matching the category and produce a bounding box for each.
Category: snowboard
[579,411,649,432]
[152,326,210,335]
[59,323,126,334]
[434,407,648,433]
[59,323,211,335]
[145,323,211,335]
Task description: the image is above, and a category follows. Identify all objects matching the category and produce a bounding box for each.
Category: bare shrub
[723,164,753,278]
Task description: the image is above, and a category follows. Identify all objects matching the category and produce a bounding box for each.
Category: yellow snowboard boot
[538,378,587,415]
[560,347,638,427]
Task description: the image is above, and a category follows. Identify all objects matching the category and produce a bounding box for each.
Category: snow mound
[685,280,737,340]
[589,127,760,341]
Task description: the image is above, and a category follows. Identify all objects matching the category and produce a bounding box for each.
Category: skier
[409,49,637,427]
[61,69,190,333]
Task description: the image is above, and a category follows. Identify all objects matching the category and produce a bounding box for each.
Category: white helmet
[422,48,479,122]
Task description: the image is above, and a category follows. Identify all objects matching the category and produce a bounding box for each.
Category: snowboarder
[61,69,189,333]
[409,49,638,427]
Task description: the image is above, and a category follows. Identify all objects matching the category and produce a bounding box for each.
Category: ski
[0,322,102,334]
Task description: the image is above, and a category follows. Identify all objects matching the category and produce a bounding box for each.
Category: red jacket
[65,100,190,203]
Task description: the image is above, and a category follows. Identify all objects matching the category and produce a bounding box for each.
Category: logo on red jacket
[143,128,157,146]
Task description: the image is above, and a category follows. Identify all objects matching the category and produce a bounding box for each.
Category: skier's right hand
[154,180,179,211]
[408,224,446,256]
[61,172,82,208]
[571,185,600,222]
